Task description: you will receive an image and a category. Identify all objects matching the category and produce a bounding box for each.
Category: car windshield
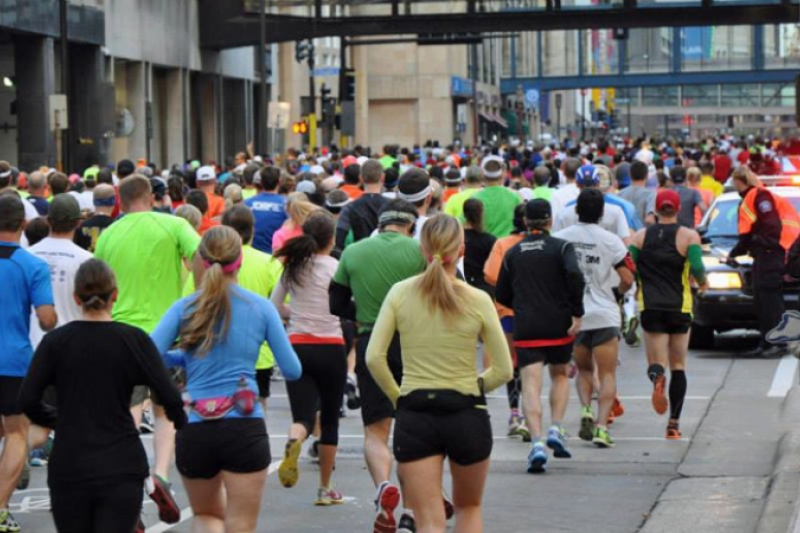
[706,195,800,238]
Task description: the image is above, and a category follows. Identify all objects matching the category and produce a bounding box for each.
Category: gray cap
[49,194,83,222]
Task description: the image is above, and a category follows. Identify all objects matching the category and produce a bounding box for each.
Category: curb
[756,384,800,533]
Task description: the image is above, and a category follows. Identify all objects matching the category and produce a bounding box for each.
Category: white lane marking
[767,355,798,398]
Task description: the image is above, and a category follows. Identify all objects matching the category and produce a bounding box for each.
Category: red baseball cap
[656,189,681,212]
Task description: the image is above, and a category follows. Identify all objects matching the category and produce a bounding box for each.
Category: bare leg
[593,338,620,429]
[0,415,29,508]
[182,474,225,533]
[573,345,594,409]
[519,363,544,439]
[450,459,490,533]
[153,404,176,480]
[398,456,445,533]
[364,418,393,487]
[222,469,268,533]
[548,364,570,425]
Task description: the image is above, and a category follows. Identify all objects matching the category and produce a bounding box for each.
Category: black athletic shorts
[355,332,402,426]
[176,418,270,479]
[394,407,492,466]
[641,310,692,335]
[0,376,24,416]
[516,344,573,368]
[256,368,274,399]
[575,327,620,349]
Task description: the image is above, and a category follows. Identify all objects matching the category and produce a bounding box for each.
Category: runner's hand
[568,317,582,337]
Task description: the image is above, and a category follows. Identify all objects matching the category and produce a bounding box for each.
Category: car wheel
[689,324,715,350]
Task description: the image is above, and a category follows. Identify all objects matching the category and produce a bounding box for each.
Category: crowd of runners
[2,132,795,533]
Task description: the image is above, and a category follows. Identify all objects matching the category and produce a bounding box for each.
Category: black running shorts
[355,332,402,426]
[641,310,692,335]
[575,327,620,349]
[393,407,492,466]
[256,368,274,399]
[0,376,24,416]
[516,344,573,368]
[176,418,270,479]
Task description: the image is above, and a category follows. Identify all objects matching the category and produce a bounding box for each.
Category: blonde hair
[286,194,320,228]
[224,183,243,208]
[175,204,202,231]
[417,214,467,319]
[180,226,242,355]
[732,166,760,188]
[687,167,702,184]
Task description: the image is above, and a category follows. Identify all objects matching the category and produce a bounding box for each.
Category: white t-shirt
[552,200,630,241]
[28,237,93,347]
[413,215,430,240]
[550,182,579,215]
[518,187,534,202]
[19,192,39,248]
[69,190,95,213]
[554,223,628,330]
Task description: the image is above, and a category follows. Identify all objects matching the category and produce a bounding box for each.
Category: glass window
[642,86,678,107]
[765,24,800,69]
[541,30,579,76]
[762,83,796,107]
[720,84,760,107]
[681,26,753,71]
[682,85,719,107]
[583,29,619,75]
[624,28,671,74]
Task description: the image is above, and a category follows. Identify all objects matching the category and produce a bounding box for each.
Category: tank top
[637,223,692,314]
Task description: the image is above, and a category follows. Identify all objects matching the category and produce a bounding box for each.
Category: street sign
[313,67,340,77]
[49,94,68,131]
[615,98,631,105]
[525,89,540,107]
[268,101,290,130]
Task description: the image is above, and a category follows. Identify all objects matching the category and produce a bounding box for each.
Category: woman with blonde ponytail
[366,214,513,533]
[150,225,301,533]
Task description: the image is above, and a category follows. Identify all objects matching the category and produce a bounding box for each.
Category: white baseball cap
[196,166,216,182]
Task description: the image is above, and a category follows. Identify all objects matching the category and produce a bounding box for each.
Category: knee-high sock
[669,370,687,420]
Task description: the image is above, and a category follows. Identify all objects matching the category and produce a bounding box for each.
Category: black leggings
[50,477,142,533]
[286,343,347,445]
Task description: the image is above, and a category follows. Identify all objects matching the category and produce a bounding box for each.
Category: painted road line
[767,355,798,398]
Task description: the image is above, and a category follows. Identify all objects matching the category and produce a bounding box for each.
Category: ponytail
[180,226,241,355]
[273,210,335,291]
[417,214,466,320]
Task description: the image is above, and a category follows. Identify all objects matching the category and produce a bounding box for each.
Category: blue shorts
[501,316,514,334]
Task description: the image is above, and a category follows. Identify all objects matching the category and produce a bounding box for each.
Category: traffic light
[292,120,309,135]
[295,40,313,64]
[343,69,356,101]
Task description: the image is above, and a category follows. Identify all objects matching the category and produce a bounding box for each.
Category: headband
[397,185,431,203]
[325,198,351,209]
[379,210,417,226]
[483,168,503,179]
[0,170,11,178]
[202,252,243,274]
[93,197,116,207]
[444,176,462,184]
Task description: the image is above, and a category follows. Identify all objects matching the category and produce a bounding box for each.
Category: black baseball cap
[525,199,552,221]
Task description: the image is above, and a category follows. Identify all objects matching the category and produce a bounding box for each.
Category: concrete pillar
[352,42,369,147]
[197,75,217,164]
[166,68,184,167]
[15,36,56,170]
[126,62,147,163]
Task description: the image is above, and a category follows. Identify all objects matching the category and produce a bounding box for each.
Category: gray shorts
[575,327,620,349]
[131,385,150,406]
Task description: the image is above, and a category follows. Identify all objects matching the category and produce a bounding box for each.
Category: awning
[479,111,494,122]
[492,113,509,129]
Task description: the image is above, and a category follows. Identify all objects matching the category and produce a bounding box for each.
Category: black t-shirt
[74,214,114,252]
[20,321,186,486]
[464,229,496,291]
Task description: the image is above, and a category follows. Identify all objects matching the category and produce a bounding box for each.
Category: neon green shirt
[474,185,522,238]
[532,187,554,202]
[95,212,200,333]
[242,188,257,200]
[183,244,283,369]
[444,188,481,220]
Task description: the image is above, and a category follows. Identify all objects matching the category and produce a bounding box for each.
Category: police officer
[729,167,800,357]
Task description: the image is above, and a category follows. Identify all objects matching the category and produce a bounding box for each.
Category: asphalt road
[10,333,798,533]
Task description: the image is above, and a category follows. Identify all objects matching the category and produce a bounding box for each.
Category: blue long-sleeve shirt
[151,285,302,423]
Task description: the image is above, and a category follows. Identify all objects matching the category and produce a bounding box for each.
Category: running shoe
[308,439,320,461]
[29,448,48,467]
[507,414,521,437]
[278,438,302,488]
[346,375,361,410]
[518,419,531,442]
[579,406,595,442]
[624,316,641,347]
[651,374,668,415]
[443,491,454,520]
[314,486,345,506]
[527,442,548,474]
[611,396,625,419]
[0,509,21,533]
[398,512,416,533]
[146,474,181,524]
[546,426,572,459]
[135,517,146,533]
[666,423,682,440]
[140,409,154,434]
[373,482,400,533]
[16,458,30,490]
[592,427,615,448]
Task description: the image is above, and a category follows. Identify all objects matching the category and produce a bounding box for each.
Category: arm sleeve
[150,300,185,357]
[687,244,707,284]
[365,287,401,405]
[29,261,55,308]
[562,242,586,317]
[270,277,291,320]
[261,299,302,381]
[476,293,513,392]
[20,336,58,429]
[495,252,514,309]
[329,280,357,321]
[134,331,187,429]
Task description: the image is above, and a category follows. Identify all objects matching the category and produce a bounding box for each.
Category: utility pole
[308,44,317,151]
[59,0,70,171]
[259,0,268,155]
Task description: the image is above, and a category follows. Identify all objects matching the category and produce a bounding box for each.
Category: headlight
[707,272,742,290]
[702,256,720,267]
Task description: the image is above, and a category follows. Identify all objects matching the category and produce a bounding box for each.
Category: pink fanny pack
[188,376,258,420]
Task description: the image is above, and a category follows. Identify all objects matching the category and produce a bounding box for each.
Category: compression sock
[647,364,665,383]
[669,370,687,420]
[506,368,521,410]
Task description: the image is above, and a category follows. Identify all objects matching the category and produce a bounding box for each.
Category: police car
[692,187,800,348]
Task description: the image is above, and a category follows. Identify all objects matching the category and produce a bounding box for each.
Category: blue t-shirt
[0,241,54,377]
[150,285,302,423]
[245,192,287,254]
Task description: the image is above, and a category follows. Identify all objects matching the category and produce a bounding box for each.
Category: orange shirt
[205,191,226,219]
[483,233,525,319]
[198,216,219,235]
[693,186,713,227]
[443,188,460,204]
[340,184,364,200]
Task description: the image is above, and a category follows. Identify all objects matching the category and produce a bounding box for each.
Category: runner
[483,204,528,440]
[335,159,388,250]
[196,166,226,219]
[151,225,301,533]
[631,189,708,439]
[474,156,521,238]
[94,174,201,526]
[444,165,482,220]
[495,199,585,473]
[246,166,288,254]
[366,213,513,533]
[462,198,496,295]
[397,168,434,239]
[550,158,581,215]
[0,193,56,533]
[555,189,634,449]
[74,184,116,252]
[272,195,320,252]
[272,211,347,505]
[329,199,427,533]
[20,259,186,533]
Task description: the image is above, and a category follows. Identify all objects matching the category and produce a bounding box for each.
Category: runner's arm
[365,287,401,405]
[270,277,291,320]
[494,253,514,309]
[329,281,356,321]
[30,259,57,331]
[563,243,586,319]
[135,331,187,429]
[20,336,58,429]
[477,292,513,393]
